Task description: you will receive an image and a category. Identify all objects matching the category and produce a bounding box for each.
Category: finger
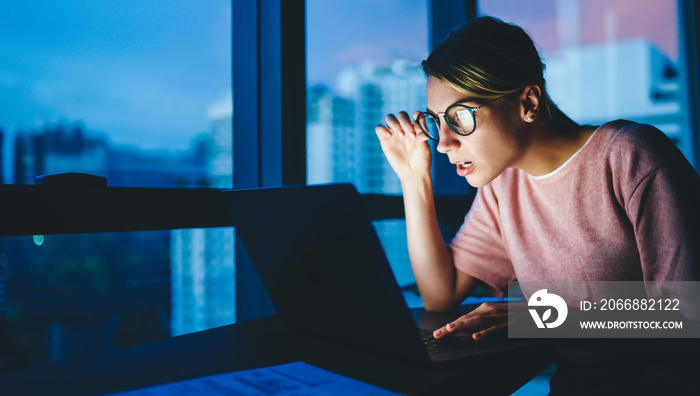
[432,321,459,339]
[433,322,456,339]
[434,311,493,339]
[375,125,392,140]
[472,322,508,341]
[415,130,430,145]
[411,111,425,136]
[433,326,448,339]
[384,114,405,137]
[449,314,485,334]
[411,112,435,144]
[433,317,478,339]
[396,112,415,136]
[434,303,510,339]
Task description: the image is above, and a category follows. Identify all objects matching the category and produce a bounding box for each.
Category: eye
[455,108,473,127]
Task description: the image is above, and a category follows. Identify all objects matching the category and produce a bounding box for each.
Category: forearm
[375,111,475,310]
[402,174,471,312]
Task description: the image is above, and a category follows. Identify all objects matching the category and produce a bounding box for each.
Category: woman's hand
[375,111,432,182]
[432,302,510,341]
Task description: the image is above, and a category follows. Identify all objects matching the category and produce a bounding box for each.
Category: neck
[548,105,580,133]
[514,112,595,177]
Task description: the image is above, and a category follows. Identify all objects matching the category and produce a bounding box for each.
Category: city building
[307,60,428,290]
[2,117,234,369]
[545,38,689,160]
[170,93,234,336]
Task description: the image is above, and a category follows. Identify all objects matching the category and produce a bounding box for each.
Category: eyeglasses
[414,94,509,141]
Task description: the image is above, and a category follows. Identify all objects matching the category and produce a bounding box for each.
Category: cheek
[472,133,518,163]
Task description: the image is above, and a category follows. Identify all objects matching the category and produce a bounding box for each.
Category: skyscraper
[170,93,234,336]
[545,38,687,160]
[307,60,428,289]
[3,121,211,369]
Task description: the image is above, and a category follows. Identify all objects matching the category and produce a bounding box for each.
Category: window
[480,0,694,164]
[1,2,232,187]
[0,228,234,371]
[306,0,430,298]
[0,1,234,373]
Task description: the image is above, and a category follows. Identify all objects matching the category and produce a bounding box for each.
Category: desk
[0,310,555,396]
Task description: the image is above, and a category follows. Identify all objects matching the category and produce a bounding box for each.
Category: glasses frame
[414,93,511,141]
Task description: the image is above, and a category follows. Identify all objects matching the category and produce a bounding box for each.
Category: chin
[464,177,483,188]
[465,174,495,189]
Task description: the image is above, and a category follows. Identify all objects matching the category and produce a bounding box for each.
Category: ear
[520,85,542,123]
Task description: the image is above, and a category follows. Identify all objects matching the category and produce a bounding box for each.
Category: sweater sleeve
[625,150,700,282]
[606,123,700,283]
[448,184,515,299]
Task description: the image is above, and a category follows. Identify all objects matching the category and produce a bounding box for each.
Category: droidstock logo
[528,289,568,329]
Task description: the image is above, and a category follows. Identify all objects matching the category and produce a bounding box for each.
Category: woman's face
[426,76,528,188]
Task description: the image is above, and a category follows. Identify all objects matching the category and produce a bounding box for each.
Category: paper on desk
[107,361,401,395]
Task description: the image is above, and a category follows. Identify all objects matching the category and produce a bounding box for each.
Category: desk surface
[0,310,555,396]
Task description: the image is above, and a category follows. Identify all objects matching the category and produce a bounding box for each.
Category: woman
[376,16,700,392]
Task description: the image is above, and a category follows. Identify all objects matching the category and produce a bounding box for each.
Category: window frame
[679,0,700,168]
[232,0,700,321]
[232,0,306,321]
[232,0,475,321]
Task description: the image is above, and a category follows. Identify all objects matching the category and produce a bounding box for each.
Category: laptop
[223,183,537,364]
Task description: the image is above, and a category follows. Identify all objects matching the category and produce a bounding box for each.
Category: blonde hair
[422,17,560,123]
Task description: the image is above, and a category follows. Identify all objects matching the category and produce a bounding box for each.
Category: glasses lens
[416,113,439,140]
[446,106,475,135]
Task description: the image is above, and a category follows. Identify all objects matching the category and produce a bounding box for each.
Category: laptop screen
[224,184,429,361]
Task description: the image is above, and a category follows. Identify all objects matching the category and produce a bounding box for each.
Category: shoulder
[594,119,687,175]
[593,120,700,206]
[596,119,671,151]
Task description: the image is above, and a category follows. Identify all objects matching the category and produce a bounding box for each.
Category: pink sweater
[449,120,700,299]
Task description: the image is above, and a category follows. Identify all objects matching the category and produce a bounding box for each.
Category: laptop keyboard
[419,329,476,354]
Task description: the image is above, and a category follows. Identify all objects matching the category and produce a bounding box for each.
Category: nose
[436,120,460,154]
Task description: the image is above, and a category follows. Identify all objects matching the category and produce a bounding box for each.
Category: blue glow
[32,235,45,247]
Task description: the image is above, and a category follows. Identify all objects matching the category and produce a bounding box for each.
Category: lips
[455,161,475,177]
